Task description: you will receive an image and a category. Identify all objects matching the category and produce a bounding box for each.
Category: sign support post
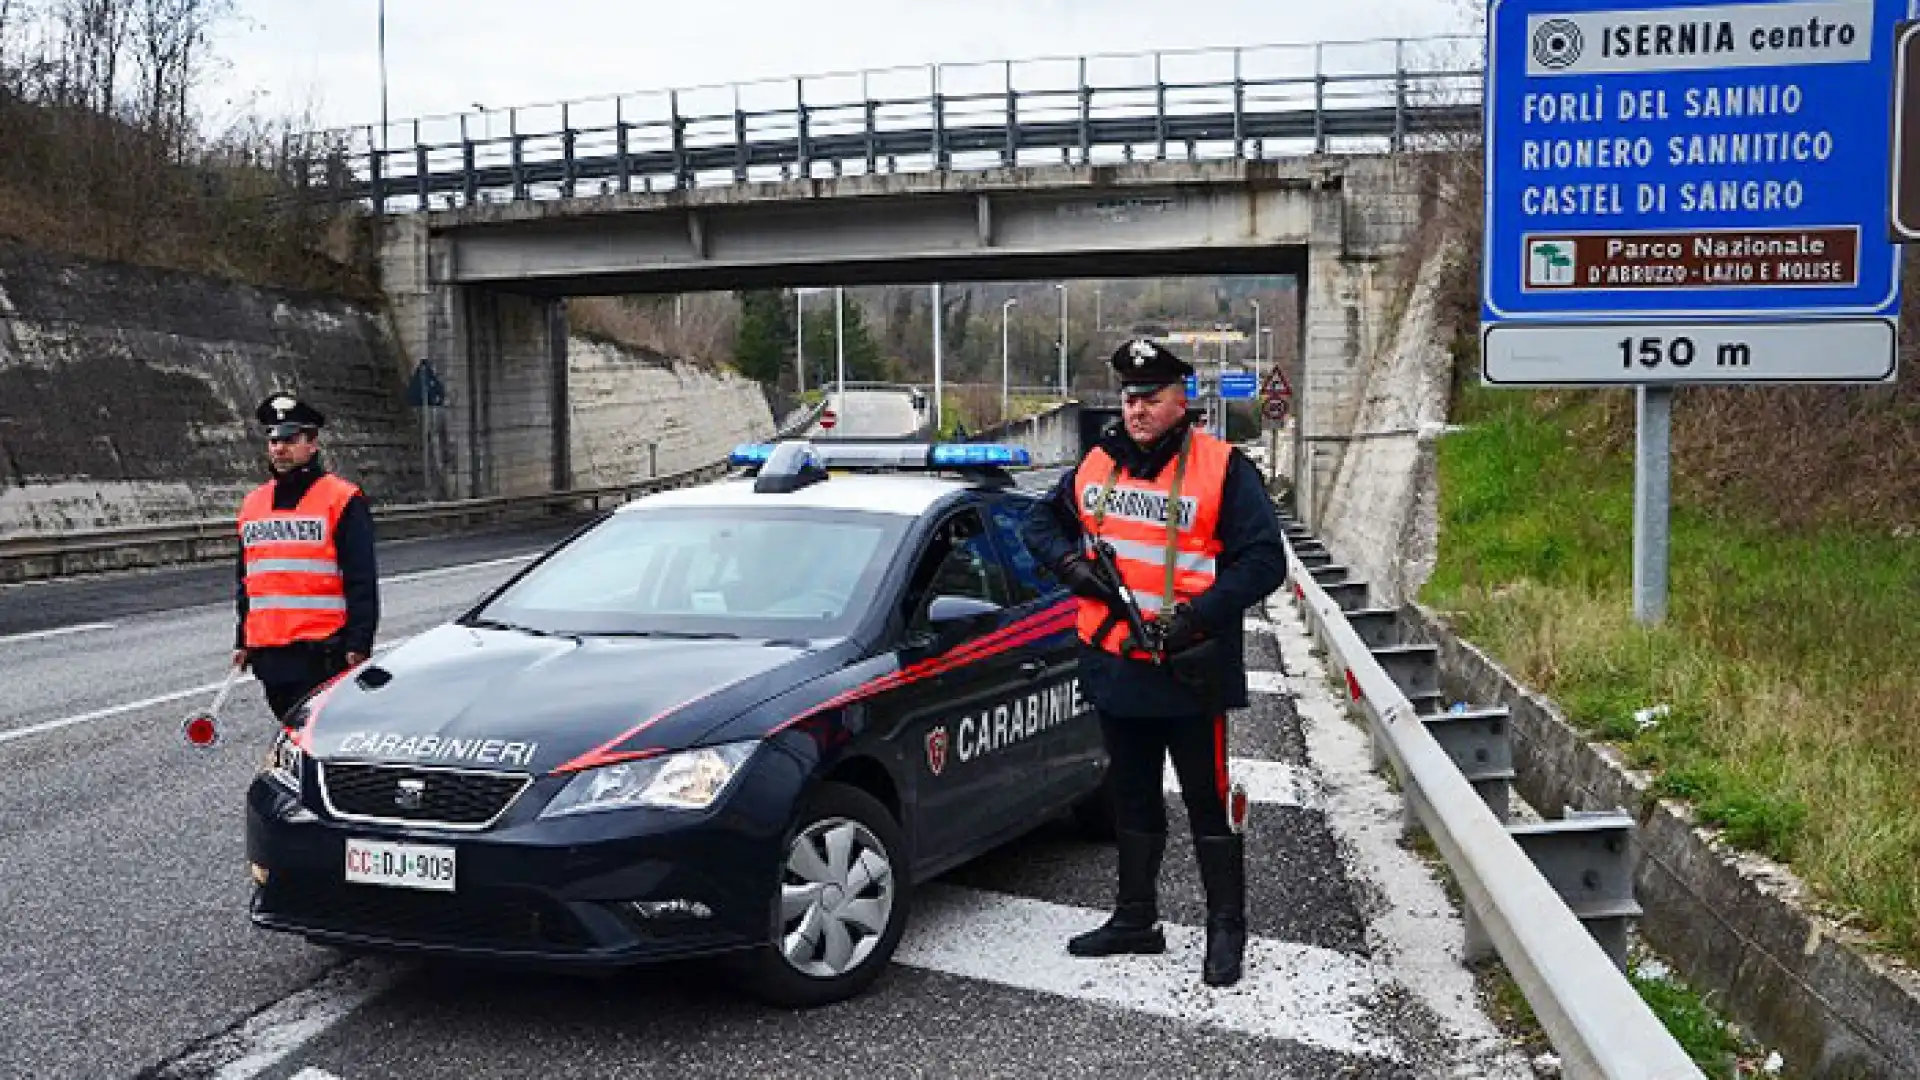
[1632,386,1672,623]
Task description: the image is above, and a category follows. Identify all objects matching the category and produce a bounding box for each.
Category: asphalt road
[0,489,1535,1080]
[809,389,927,438]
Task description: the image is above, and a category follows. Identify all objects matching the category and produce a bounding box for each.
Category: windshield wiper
[588,629,742,641]
[464,616,577,641]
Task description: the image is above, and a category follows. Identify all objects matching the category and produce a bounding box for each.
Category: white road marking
[0,621,115,646]
[1164,754,1314,810]
[1246,669,1290,695]
[148,959,400,1080]
[0,635,416,747]
[289,1070,347,1080]
[0,678,237,746]
[896,884,1400,1062]
[1262,595,1534,1078]
[381,553,538,586]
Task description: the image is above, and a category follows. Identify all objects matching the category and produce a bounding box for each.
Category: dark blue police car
[246,441,1113,1007]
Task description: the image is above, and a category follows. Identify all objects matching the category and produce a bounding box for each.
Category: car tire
[1070,766,1118,842]
[738,782,911,1009]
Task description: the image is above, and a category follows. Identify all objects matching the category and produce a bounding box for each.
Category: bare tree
[134,0,230,157]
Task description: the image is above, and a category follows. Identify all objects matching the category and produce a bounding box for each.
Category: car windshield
[469,506,906,639]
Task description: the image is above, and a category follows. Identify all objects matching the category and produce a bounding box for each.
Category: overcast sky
[205,0,1473,135]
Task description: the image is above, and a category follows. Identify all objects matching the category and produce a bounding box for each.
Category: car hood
[303,623,843,774]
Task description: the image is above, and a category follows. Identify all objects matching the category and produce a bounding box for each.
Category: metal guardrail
[1277,510,1704,1080]
[283,36,1482,213]
[0,462,734,582]
[0,398,829,583]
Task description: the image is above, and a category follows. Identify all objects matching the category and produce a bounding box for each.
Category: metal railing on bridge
[286,36,1483,213]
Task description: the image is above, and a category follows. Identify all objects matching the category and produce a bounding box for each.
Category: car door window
[903,508,1008,637]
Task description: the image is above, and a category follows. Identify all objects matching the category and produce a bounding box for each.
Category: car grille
[263,876,593,950]
[320,762,529,828]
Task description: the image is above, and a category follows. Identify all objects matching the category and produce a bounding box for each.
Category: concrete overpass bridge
[352,38,1479,519]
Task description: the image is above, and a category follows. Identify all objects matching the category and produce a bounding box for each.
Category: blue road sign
[1482,0,1905,385]
[407,359,447,407]
[1183,374,1200,396]
[1219,372,1260,399]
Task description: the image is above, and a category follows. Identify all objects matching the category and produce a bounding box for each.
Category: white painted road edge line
[381,553,538,586]
[0,634,417,747]
[0,621,116,646]
[1261,595,1535,1078]
[289,1069,346,1080]
[897,884,1402,1062]
[146,959,401,1080]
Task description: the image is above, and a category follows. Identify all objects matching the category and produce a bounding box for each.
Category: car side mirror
[926,594,1002,650]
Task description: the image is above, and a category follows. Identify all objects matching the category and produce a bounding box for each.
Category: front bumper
[244,752,802,969]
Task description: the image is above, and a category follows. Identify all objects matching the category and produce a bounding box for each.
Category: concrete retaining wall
[0,241,426,537]
[567,336,776,486]
[1397,605,1920,1080]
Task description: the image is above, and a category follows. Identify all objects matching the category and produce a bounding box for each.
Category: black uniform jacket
[1020,419,1287,718]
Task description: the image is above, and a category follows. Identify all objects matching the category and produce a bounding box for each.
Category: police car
[246,441,1112,1007]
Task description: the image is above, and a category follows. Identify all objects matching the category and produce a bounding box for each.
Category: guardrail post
[1393,38,1408,152]
[1509,811,1643,971]
[415,140,430,211]
[931,64,949,170]
[796,78,811,178]
[1324,580,1368,611]
[1078,58,1092,164]
[864,98,879,173]
[1232,48,1245,159]
[1003,62,1018,168]
[733,85,749,183]
[1371,643,1442,715]
[510,109,527,201]
[1314,45,1328,155]
[616,100,631,194]
[368,128,386,214]
[561,102,577,197]
[1421,707,1516,822]
[671,91,689,189]
[1153,52,1167,161]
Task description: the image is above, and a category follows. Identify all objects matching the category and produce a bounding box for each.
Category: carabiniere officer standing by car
[1021,338,1287,989]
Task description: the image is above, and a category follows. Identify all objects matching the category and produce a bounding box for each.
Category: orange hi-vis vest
[239,473,359,648]
[1072,428,1231,657]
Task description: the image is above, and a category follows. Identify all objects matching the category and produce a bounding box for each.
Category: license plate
[344,839,456,892]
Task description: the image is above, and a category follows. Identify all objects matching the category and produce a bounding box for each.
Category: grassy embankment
[1425,383,1920,963]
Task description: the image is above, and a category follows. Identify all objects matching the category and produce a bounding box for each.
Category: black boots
[1195,835,1246,987]
[1068,828,1167,957]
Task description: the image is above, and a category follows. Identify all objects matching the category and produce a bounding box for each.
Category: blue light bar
[731,440,1031,474]
[930,443,1031,468]
[728,443,774,466]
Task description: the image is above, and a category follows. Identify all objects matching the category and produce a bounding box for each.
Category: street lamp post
[835,287,846,416]
[794,289,806,396]
[1250,299,1262,366]
[1056,283,1068,399]
[378,0,388,155]
[931,282,944,435]
[1001,297,1019,421]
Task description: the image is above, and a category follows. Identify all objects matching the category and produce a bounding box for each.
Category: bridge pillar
[380,216,570,500]
[1297,156,1425,530]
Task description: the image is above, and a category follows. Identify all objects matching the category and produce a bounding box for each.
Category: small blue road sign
[1219,372,1260,399]
[1482,0,1905,385]
[407,359,447,407]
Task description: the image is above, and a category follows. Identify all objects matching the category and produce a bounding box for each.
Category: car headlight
[541,742,758,818]
[263,730,303,791]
